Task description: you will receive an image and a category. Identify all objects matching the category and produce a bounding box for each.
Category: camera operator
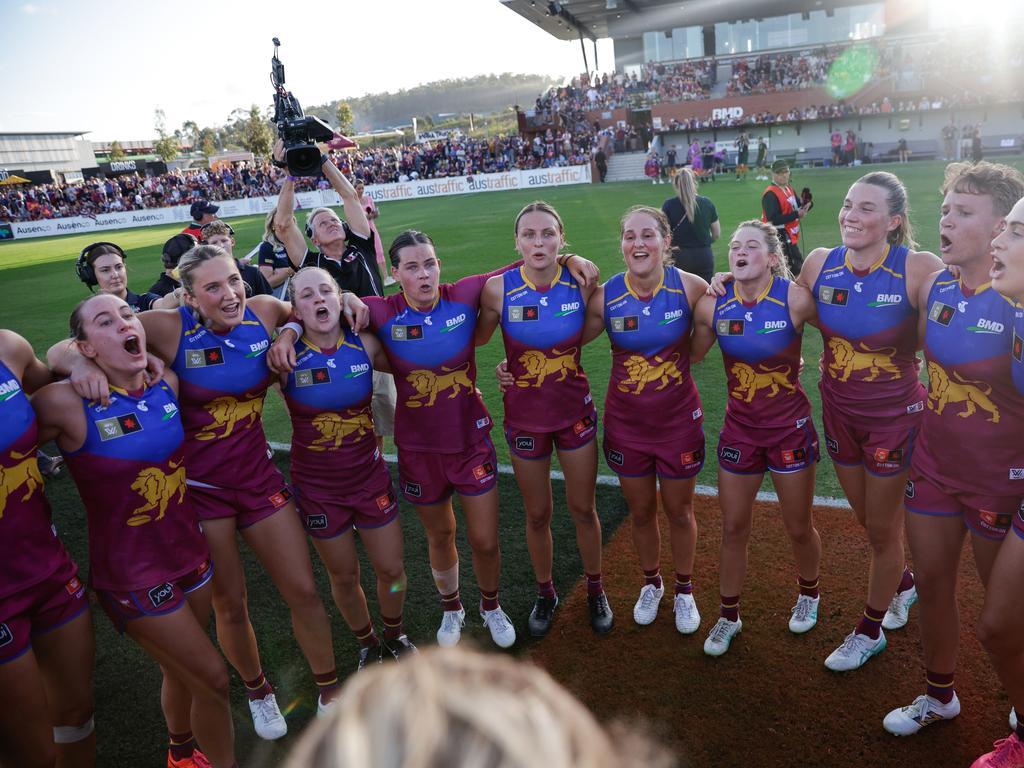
[273,139,395,450]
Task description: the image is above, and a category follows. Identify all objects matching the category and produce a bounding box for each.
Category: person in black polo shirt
[272,139,396,449]
[258,208,295,300]
[75,241,158,312]
[183,199,219,240]
[148,233,197,297]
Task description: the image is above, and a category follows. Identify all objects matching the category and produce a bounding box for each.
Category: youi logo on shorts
[148,583,175,608]
[0,623,12,647]
[306,514,328,530]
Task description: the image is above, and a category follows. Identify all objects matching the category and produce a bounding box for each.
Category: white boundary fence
[6,165,592,240]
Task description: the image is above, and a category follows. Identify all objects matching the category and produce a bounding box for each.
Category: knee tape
[53,716,95,744]
[431,562,459,595]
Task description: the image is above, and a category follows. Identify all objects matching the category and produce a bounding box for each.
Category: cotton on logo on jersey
[0,378,22,402]
[868,293,903,308]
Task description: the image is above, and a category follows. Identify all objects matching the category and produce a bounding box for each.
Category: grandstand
[506,0,1024,177]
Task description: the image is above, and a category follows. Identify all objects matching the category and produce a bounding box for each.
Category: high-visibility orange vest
[762,184,800,245]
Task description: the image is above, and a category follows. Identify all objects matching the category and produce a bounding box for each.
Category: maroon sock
[720,595,740,622]
[926,671,955,704]
[798,576,820,599]
[675,574,693,595]
[856,604,886,639]
[537,580,557,599]
[643,568,663,589]
[243,672,273,701]
[441,589,463,612]
[354,623,379,648]
[480,588,499,612]
[585,572,604,597]
[168,731,195,761]
[381,614,404,641]
[314,669,340,702]
[897,567,915,593]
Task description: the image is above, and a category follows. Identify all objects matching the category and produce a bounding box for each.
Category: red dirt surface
[528,496,1012,768]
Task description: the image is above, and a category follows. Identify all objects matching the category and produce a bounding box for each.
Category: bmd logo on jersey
[758,320,788,334]
[611,316,639,332]
[441,313,467,333]
[928,302,956,326]
[147,583,174,608]
[659,309,684,325]
[868,294,903,307]
[185,348,224,368]
[556,302,581,317]
[509,306,540,322]
[245,340,269,358]
[0,378,21,402]
[819,286,849,306]
[967,318,1005,334]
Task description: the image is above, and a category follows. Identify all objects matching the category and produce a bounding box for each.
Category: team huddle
[3,159,1024,768]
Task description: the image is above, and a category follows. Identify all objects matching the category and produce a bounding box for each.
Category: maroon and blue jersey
[714,276,812,439]
[62,381,207,591]
[367,264,517,453]
[913,273,1024,496]
[1,361,68,600]
[1013,306,1024,396]
[171,305,272,485]
[603,267,702,441]
[813,244,925,429]
[500,265,593,432]
[283,328,378,478]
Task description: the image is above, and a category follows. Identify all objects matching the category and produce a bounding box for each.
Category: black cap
[190,200,219,220]
[162,233,198,266]
[771,160,790,173]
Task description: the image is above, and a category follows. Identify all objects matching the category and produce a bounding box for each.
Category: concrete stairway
[604,150,649,182]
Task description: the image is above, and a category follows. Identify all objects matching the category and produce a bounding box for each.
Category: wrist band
[280,321,303,339]
[320,153,330,166]
[286,175,298,182]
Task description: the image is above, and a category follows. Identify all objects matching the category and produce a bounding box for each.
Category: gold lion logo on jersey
[128,459,187,526]
[195,395,265,440]
[0,449,43,519]
[730,363,796,403]
[927,362,1000,423]
[618,354,683,395]
[827,338,900,382]
[516,348,579,388]
[309,411,375,450]
[406,363,473,408]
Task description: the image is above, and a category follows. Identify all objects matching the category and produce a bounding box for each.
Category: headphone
[161,233,199,270]
[76,242,126,288]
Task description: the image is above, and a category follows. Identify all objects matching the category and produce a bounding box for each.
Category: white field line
[268,442,852,509]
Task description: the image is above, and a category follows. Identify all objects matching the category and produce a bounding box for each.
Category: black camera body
[271,38,334,176]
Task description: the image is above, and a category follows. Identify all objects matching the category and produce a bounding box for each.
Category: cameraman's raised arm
[272,141,308,271]
[321,153,371,240]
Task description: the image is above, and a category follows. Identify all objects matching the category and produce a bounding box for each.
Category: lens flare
[825,45,879,99]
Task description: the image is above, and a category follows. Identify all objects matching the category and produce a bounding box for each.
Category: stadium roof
[0,131,90,137]
[500,0,880,41]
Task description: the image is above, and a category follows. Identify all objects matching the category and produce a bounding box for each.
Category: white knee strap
[53,716,95,744]
[431,562,459,595]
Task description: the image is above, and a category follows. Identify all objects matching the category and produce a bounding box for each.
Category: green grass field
[3,159,1020,765]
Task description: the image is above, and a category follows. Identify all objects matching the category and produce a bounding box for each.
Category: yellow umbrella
[0,175,31,186]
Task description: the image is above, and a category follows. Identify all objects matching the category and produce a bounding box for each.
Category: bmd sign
[711,107,744,121]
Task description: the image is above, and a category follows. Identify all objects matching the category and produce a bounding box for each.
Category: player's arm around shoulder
[788,281,818,331]
[690,292,718,363]
[679,267,710,310]
[796,247,830,291]
[474,275,504,346]
[914,268,944,348]
[905,249,944,311]
[0,329,52,394]
[359,331,391,374]
[581,284,606,346]
[31,380,86,451]
[138,307,184,365]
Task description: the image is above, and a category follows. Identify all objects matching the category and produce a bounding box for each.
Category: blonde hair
[177,244,236,294]
[199,220,234,241]
[306,207,337,239]
[672,166,698,223]
[283,648,675,768]
[621,205,675,266]
[730,219,792,280]
[263,208,283,247]
[287,266,339,304]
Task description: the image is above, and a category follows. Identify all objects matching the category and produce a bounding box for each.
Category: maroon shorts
[1014,500,1024,541]
[188,458,292,529]
[398,436,498,505]
[906,467,1019,541]
[822,407,915,476]
[603,428,705,480]
[96,559,212,635]
[294,452,399,537]
[505,405,598,460]
[0,553,87,665]
[718,417,819,475]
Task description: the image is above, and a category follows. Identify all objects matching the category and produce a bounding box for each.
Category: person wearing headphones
[76,241,159,313]
[149,234,198,298]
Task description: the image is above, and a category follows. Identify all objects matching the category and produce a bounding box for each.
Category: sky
[2,0,614,141]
